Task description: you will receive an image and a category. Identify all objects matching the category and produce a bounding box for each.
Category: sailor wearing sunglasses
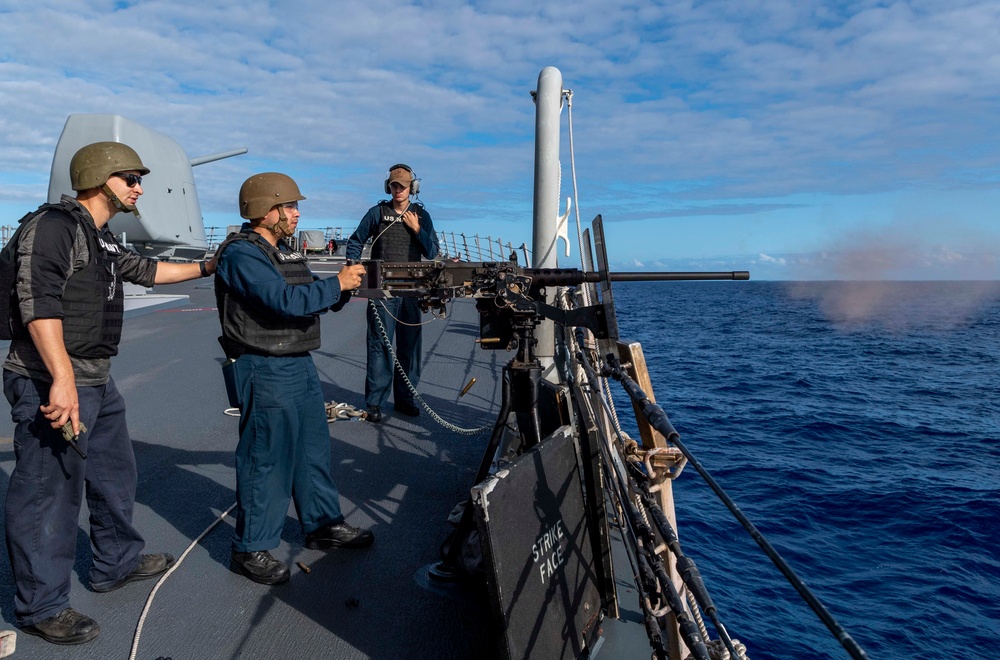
[1,141,217,645]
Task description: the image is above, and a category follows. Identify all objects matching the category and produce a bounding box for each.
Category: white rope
[562,102,679,641]
[566,90,627,435]
[566,90,592,308]
[128,503,237,660]
[687,588,711,643]
[373,297,436,328]
[705,637,750,660]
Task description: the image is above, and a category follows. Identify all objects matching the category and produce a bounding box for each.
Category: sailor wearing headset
[346,164,439,423]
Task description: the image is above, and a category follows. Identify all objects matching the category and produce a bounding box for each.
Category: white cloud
[0,0,998,277]
[758,253,787,265]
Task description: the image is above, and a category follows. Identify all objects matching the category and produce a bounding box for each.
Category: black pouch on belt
[222,358,240,408]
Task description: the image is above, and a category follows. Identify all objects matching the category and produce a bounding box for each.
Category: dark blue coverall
[216,226,351,552]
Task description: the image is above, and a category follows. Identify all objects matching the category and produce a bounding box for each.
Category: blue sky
[1,0,998,280]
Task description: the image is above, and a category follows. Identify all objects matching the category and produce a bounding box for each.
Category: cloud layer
[1,1,998,277]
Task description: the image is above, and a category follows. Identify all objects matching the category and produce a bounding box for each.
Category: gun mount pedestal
[428,304,605,660]
[428,309,545,582]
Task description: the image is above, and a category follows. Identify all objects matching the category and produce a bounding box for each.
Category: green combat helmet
[69,141,150,218]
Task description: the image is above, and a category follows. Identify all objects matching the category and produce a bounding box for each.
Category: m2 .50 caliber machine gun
[349,251,749,502]
[352,257,749,350]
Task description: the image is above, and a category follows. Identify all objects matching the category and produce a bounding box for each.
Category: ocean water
[608,280,1000,660]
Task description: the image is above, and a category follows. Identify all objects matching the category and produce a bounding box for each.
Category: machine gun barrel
[608,270,750,282]
[522,268,749,287]
[524,268,750,286]
[351,259,751,347]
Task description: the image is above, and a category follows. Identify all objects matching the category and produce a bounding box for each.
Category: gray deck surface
[0,273,650,659]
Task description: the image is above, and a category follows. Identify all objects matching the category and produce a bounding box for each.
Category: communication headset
[384,163,421,195]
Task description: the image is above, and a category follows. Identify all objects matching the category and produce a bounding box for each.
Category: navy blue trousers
[230,353,344,552]
[365,298,422,408]
[3,371,145,626]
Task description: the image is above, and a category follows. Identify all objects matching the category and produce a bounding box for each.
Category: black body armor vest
[215,230,321,357]
[370,202,424,262]
[7,200,124,358]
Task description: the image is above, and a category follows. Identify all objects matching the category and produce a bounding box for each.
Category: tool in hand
[60,420,88,459]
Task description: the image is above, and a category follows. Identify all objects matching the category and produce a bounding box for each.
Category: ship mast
[531,66,565,383]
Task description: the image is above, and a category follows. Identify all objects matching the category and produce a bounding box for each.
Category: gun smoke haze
[778,219,1000,330]
[798,218,999,280]
[784,280,1000,333]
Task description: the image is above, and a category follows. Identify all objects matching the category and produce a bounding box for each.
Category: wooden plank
[616,339,667,450]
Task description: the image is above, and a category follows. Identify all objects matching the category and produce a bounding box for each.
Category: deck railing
[436,232,531,265]
[205,226,349,254]
[1,226,532,266]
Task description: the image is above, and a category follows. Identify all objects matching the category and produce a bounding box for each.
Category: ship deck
[0,272,649,659]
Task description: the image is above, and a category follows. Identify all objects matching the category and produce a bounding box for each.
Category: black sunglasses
[113,173,143,187]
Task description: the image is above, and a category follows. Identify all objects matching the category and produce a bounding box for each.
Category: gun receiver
[350,259,749,349]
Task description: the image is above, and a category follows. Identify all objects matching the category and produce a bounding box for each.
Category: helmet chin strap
[102,183,141,219]
[263,206,294,240]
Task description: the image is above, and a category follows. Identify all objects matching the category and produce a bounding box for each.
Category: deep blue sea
[608,280,1000,660]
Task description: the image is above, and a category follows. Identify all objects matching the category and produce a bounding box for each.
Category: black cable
[574,352,709,660]
[623,460,743,660]
[573,379,671,659]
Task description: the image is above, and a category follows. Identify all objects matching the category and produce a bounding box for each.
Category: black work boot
[230,550,290,585]
[365,405,383,423]
[21,608,100,645]
[394,400,420,417]
[305,521,375,550]
[92,553,175,592]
